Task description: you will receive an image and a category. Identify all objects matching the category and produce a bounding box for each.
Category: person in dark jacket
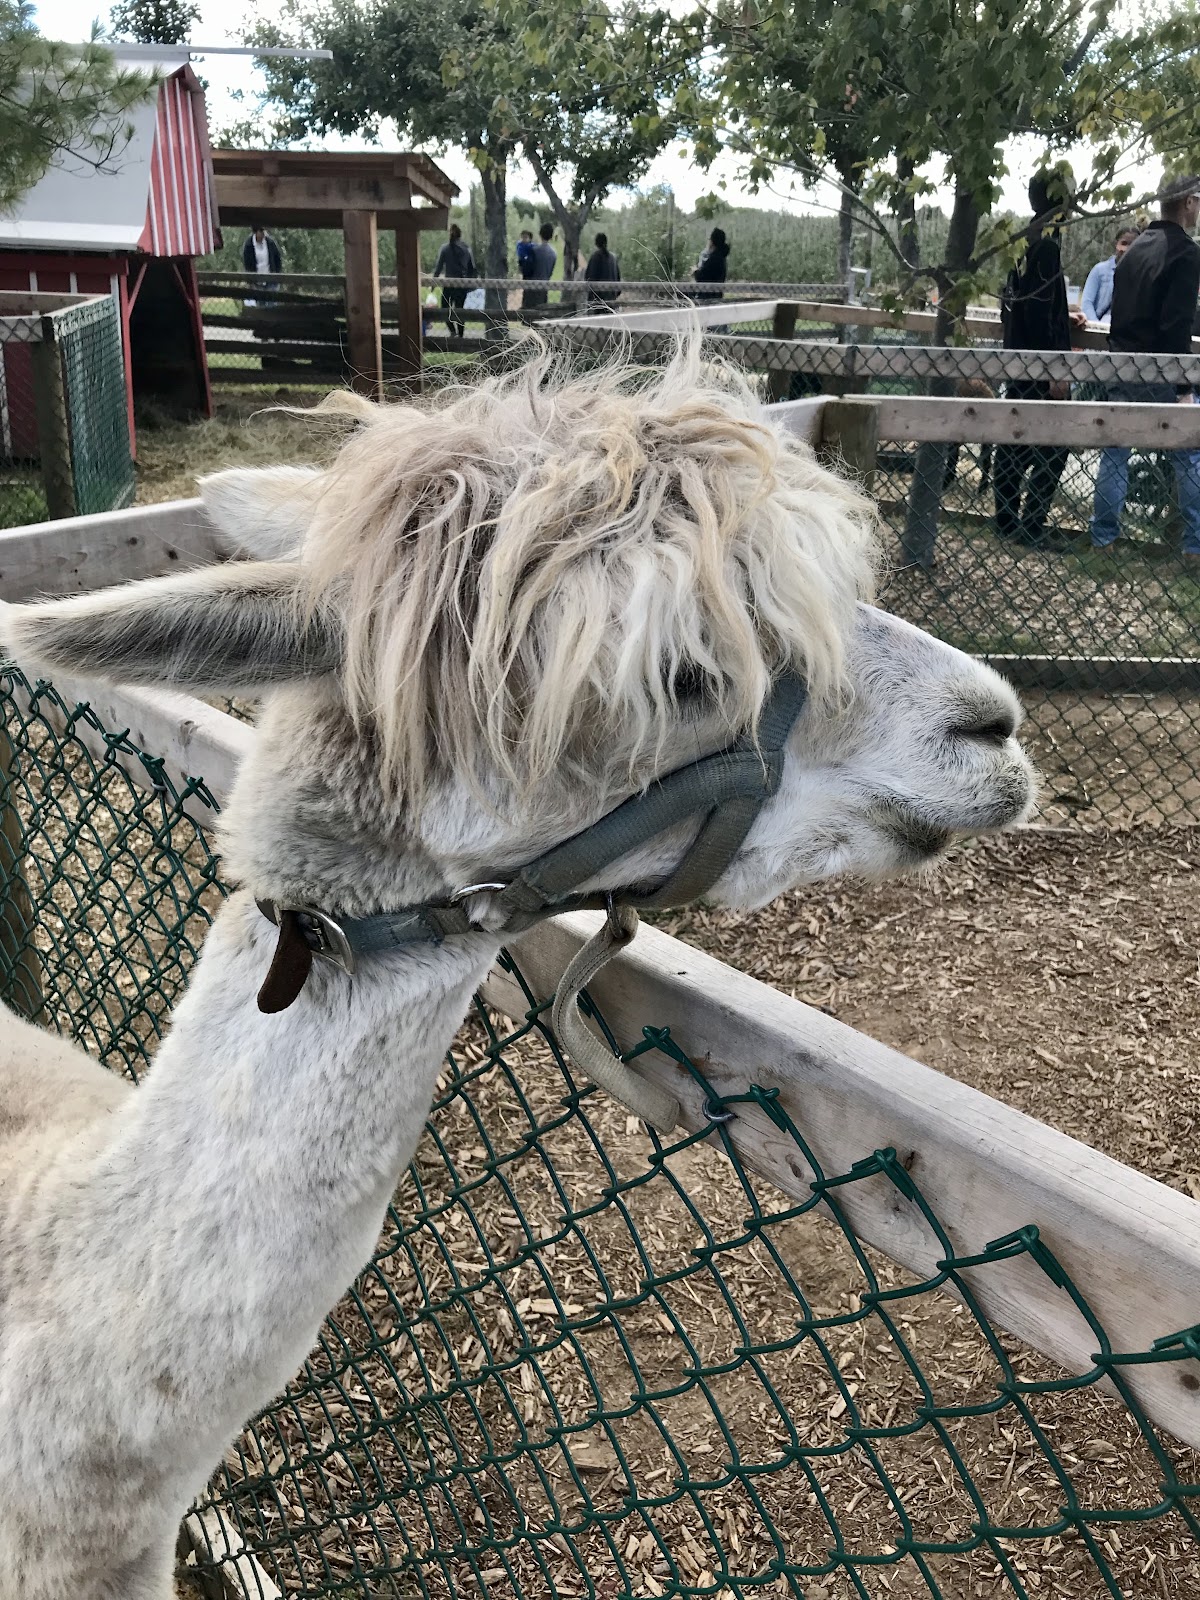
[993,172,1087,549]
[242,227,282,309]
[583,233,621,310]
[690,228,730,301]
[516,230,536,280]
[523,223,557,311]
[1090,175,1200,557]
[242,226,282,276]
[432,224,476,338]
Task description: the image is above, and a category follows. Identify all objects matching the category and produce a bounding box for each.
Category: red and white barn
[0,45,221,448]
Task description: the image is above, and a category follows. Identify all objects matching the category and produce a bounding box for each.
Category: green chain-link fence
[3,663,1199,1598]
[0,293,134,529]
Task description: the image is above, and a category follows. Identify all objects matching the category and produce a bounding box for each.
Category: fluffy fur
[0,339,1035,1598]
[296,343,879,803]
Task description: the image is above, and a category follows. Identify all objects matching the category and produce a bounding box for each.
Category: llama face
[0,348,1035,922]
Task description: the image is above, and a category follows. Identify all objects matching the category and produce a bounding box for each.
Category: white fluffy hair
[298,338,878,803]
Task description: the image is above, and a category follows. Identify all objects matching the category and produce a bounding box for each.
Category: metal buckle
[270,902,356,976]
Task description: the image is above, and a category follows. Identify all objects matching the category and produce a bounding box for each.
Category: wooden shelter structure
[211,150,459,396]
[0,45,220,448]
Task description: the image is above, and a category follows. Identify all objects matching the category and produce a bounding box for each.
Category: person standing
[516,230,536,280]
[432,223,476,338]
[993,172,1087,550]
[691,228,730,301]
[1081,227,1139,325]
[241,226,282,309]
[1090,176,1200,559]
[583,233,621,310]
[523,223,557,311]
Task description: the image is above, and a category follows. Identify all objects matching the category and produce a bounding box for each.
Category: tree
[458,0,686,278]
[699,0,1200,329]
[109,0,198,46]
[0,1,152,213]
[695,0,1200,554]
[247,0,685,289]
[247,0,518,290]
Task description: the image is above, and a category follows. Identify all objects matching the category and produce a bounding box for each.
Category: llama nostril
[950,710,1016,746]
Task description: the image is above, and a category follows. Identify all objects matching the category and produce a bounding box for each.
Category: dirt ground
[659,823,1200,1199]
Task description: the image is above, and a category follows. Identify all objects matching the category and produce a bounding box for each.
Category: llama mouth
[871,802,953,860]
[887,817,953,861]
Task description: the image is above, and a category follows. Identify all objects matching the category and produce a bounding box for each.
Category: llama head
[0,344,1034,918]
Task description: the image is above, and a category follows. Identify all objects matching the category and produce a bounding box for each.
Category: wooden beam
[30,340,75,522]
[482,911,1200,1452]
[393,228,423,388]
[872,395,1200,449]
[818,397,878,488]
[0,500,222,602]
[767,397,826,446]
[560,300,782,333]
[182,1506,281,1600]
[766,301,798,402]
[215,172,412,218]
[10,495,1200,1456]
[342,210,383,401]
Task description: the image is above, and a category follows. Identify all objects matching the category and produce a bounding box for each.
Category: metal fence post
[818,396,878,492]
[0,723,41,1019]
[31,315,76,520]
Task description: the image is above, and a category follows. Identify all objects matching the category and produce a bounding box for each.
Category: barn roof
[0,53,219,258]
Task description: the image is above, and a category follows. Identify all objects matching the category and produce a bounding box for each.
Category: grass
[132,390,341,506]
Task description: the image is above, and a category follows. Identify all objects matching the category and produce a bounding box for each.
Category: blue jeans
[1090,383,1200,553]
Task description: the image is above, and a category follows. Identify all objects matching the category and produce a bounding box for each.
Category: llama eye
[670,663,709,703]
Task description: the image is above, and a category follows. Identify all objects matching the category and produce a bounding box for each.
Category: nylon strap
[256,668,809,1127]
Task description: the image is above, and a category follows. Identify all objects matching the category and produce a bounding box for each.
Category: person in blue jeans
[1090,176,1200,558]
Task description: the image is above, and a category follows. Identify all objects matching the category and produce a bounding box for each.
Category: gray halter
[256,667,809,1131]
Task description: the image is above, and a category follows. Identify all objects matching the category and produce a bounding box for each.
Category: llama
[0,343,1035,1599]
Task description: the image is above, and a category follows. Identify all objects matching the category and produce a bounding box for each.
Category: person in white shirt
[242,227,282,308]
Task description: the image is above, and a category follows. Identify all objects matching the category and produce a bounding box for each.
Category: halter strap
[256,667,810,1125]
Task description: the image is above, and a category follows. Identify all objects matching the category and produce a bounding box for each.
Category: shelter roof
[210,149,459,230]
[0,55,219,257]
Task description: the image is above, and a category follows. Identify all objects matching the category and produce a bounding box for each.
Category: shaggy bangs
[299,337,878,802]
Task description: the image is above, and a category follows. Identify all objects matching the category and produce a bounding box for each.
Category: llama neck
[73,889,501,1485]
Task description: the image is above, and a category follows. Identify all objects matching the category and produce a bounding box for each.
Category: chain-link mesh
[54,296,136,517]
[0,295,133,528]
[2,663,1199,1598]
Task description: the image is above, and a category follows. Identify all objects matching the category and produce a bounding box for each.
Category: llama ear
[0,562,342,692]
[199,466,325,561]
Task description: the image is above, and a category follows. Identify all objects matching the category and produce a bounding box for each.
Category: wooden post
[818,397,878,491]
[342,209,383,400]
[0,724,41,1019]
[766,301,798,403]
[393,227,423,391]
[30,327,76,520]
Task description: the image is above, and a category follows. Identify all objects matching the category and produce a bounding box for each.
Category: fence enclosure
[0,291,134,529]
[1,498,1199,1599]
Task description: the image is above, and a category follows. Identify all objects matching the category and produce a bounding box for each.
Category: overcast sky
[33,0,1153,225]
